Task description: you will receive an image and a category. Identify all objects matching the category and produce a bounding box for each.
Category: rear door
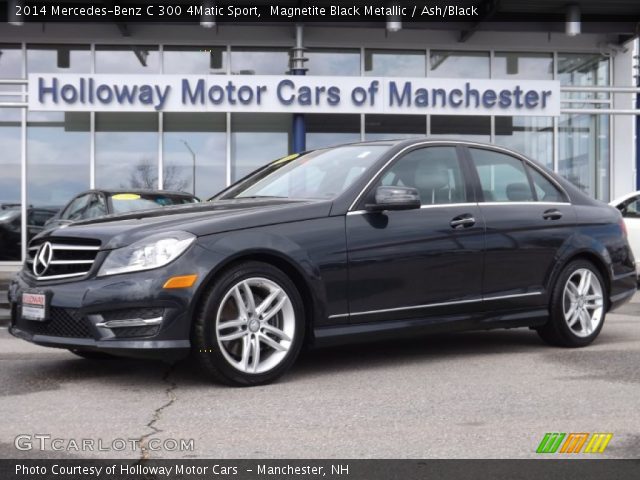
[345,145,485,323]
[465,146,575,310]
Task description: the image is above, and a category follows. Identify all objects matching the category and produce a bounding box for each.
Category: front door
[346,145,485,323]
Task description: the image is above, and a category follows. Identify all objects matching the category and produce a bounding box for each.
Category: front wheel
[193,261,305,386]
[537,260,607,347]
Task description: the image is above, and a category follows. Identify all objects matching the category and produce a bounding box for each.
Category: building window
[364,49,425,77]
[0,44,22,78]
[365,114,426,140]
[558,114,610,201]
[557,53,610,200]
[163,46,227,75]
[306,48,360,76]
[96,45,160,73]
[306,114,360,150]
[495,116,554,168]
[430,51,490,78]
[492,52,553,80]
[0,109,22,261]
[26,111,90,215]
[230,48,290,75]
[95,113,159,189]
[0,44,23,105]
[27,44,91,73]
[163,113,227,199]
[231,113,291,182]
[430,115,490,143]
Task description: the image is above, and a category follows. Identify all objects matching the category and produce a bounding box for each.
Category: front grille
[14,307,94,339]
[26,237,101,281]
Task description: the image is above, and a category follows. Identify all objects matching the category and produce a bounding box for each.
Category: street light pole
[181,139,196,195]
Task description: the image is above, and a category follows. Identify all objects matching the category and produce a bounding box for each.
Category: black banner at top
[2,0,639,23]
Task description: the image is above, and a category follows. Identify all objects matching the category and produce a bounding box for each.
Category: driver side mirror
[365,186,421,212]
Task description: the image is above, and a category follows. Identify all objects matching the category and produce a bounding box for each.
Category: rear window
[109,193,198,214]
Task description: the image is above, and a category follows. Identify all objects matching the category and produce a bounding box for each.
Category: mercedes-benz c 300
[9,140,636,386]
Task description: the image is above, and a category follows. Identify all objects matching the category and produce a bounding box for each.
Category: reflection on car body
[45,189,200,230]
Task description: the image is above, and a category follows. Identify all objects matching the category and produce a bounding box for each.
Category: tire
[68,349,116,360]
[193,261,305,386]
[537,259,607,347]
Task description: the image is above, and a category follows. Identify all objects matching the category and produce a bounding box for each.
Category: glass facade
[95,113,159,189]
[163,113,227,198]
[0,44,23,261]
[0,43,619,264]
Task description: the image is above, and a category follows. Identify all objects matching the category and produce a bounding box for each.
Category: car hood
[37,198,333,249]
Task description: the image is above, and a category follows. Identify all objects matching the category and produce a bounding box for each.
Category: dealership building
[0,2,639,278]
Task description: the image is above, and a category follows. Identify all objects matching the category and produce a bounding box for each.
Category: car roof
[80,189,197,197]
[309,137,524,153]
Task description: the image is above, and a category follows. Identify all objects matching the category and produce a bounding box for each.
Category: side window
[528,167,565,203]
[83,194,108,219]
[620,197,640,218]
[376,147,465,205]
[470,148,534,202]
[30,210,54,227]
[61,194,92,220]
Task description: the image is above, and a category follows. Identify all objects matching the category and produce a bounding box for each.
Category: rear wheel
[537,260,607,347]
[193,261,305,386]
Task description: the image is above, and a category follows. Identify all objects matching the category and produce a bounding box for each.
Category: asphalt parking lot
[0,294,639,460]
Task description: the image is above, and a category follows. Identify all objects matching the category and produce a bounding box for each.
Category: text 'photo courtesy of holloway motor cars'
[8,140,637,386]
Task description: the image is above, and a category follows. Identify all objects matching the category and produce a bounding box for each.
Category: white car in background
[610,192,640,275]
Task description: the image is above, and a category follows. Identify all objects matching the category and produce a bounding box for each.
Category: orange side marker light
[163,274,198,289]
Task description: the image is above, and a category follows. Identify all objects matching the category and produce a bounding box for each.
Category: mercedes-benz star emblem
[33,242,53,277]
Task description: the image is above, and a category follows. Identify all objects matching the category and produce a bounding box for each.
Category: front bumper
[8,245,215,360]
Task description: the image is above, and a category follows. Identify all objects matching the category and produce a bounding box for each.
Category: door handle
[450,214,476,229]
[542,209,563,220]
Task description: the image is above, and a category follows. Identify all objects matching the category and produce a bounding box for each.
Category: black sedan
[0,206,59,261]
[44,189,199,230]
[8,140,637,386]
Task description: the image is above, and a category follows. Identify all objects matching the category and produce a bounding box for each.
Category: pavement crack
[136,362,178,462]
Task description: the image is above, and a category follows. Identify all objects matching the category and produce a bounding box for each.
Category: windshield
[217,145,390,201]
[109,193,198,214]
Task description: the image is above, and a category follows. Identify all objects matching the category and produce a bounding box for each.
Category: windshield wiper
[234,195,287,199]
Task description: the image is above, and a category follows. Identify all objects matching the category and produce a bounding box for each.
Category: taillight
[620,219,628,237]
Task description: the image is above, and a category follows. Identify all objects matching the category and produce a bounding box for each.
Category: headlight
[97,231,196,277]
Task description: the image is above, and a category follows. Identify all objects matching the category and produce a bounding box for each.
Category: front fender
[194,228,329,330]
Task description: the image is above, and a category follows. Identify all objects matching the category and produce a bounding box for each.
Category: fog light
[163,274,198,289]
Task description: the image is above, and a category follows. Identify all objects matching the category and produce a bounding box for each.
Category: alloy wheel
[215,277,295,374]
[562,268,604,338]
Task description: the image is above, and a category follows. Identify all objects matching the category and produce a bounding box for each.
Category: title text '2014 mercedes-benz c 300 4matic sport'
[8,140,637,386]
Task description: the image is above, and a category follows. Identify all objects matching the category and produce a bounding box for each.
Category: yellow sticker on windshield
[112,194,141,200]
[271,153,300,166]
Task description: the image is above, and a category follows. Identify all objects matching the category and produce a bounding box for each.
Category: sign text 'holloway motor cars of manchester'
[28,74,560,116]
